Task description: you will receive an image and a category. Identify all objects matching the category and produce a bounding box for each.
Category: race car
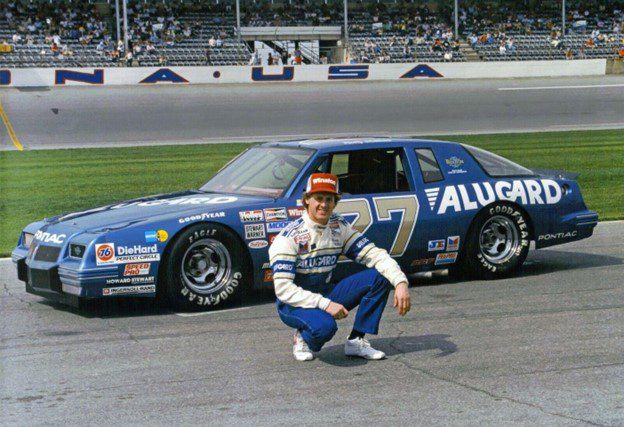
[12,138,598,311]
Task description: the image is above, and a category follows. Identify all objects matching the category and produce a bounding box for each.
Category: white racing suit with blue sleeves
[269,211,408,351]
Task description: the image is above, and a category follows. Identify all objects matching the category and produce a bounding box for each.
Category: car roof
[260,137,460,152]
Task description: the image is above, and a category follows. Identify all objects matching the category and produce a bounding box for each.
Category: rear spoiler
[531,169,580,180]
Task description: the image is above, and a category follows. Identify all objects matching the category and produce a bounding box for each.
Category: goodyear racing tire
[459,202,530,280]
[163,223,249,311]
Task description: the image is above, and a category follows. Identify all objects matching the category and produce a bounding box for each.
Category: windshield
[200,146,314,197]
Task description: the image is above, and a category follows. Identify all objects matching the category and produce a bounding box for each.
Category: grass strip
[1,130,622,256]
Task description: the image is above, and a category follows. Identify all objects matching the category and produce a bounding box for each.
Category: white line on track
[175,306,252,317]
[498,84,624,91]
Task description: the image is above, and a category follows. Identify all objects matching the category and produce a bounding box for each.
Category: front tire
[459,203,530,279]
[163,223,248,311]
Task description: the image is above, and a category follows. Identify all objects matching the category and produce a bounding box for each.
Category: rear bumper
[535,210,598,249]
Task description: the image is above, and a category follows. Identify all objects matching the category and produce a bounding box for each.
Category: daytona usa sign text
[425,179,562,214]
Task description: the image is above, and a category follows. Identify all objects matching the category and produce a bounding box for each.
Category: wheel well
[157,221,254,293]
[467,201,535,242]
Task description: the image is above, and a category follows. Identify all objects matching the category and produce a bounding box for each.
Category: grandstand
[0,0,622,68]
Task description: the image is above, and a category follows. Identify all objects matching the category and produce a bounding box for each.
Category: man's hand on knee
[325,301,349,320]
[393,281,411,316]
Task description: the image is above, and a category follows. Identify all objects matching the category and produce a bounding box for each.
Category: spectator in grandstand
[444,51,453,61]
[469,33,478,48]
[499,41,507,55]
[248,49,260,66]
[204,46,211,65]
[619,46,624,58]
[293,48,302,65]
[12,33,22,44]
[158,55,168,66]
[565,48,574,60]
[209,35,216,48]
[577,47,587,59]
[585,37,596,48]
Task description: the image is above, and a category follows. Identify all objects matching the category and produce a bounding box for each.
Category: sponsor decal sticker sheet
[245,224,265,239]
[239,210,264,223]
[428,240,445,252]
[263,207,288,222]
[435,252,458,265]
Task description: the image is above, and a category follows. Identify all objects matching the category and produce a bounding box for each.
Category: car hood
[43,190,271,232]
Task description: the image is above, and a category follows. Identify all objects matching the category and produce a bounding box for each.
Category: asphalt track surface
[1,75,624,150]
[1,221,623,425]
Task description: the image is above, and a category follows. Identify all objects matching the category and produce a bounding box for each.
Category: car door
[313,147,420,280]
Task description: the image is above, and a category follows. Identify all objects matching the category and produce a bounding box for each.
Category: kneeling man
[269,173,411,361]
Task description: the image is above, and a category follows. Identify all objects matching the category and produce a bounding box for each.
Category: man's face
[306,192,336,225]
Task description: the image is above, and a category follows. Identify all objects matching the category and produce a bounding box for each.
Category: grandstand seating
[0,0,622,68]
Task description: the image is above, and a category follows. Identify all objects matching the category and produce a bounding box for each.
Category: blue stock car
[12,138,598,311]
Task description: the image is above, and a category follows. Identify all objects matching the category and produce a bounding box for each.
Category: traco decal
[239,210,264,222]
[263,270,273,282]
[447,236,460,251]
[245,224,265,239]
[263,207,288,222]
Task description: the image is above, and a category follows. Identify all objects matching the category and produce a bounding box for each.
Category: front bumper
[12,247,136,306]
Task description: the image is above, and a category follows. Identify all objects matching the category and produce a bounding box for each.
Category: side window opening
[329,149,410,195]
[415,148,444,183]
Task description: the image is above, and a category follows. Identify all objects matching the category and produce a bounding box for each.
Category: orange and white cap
[305,173,340,195]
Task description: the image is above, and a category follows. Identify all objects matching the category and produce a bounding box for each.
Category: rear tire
[459,203,530,279]
[163,223,249,311]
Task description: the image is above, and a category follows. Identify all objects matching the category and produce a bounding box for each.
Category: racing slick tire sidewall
[460,202,530,280]
[164,223,248,311]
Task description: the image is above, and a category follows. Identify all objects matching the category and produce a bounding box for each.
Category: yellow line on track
[0,97,23,151]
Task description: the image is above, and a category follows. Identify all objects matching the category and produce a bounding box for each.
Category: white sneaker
[293,331,314,361]
[345,337,386,360]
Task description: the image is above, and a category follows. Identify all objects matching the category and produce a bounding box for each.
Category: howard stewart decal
[426,179,562,214]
